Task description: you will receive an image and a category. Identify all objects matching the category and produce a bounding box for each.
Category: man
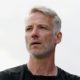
[0,6,80,80]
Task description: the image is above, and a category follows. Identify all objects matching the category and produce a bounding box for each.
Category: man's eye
[38,25,48,30]
[25,25,33,31]
[25,27,32,31]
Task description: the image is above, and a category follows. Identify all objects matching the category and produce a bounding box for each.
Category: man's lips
[30,42,41,46]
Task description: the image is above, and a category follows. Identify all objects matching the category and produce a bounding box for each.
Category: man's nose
[31,27,39,39]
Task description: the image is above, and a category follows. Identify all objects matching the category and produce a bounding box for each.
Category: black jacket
[0,64,80,80]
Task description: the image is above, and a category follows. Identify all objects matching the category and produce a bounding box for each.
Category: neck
[27,52,57,76]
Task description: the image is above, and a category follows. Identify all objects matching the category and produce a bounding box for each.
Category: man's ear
[54,32,62,44]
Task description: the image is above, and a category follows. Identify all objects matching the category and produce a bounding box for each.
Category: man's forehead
[25,12,53,24]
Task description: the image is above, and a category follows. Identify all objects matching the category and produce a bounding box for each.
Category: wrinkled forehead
[25,12,53,25]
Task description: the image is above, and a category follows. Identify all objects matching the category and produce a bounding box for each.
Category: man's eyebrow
[25,24,32,27]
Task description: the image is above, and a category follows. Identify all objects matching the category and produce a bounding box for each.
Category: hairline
[29,6,61,33]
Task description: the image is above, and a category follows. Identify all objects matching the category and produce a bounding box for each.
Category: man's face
[25,12,57,58]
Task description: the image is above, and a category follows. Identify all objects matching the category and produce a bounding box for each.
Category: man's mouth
[31,42,41,46]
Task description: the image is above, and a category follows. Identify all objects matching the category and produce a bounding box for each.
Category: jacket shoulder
[0,64,25,80]
[58,67,80,80]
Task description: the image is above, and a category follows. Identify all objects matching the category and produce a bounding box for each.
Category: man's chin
[30,52,48,59]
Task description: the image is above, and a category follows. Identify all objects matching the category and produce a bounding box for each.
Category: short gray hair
[30,6,61,33]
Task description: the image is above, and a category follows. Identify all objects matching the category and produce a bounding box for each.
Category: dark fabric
[0,64,80,80]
